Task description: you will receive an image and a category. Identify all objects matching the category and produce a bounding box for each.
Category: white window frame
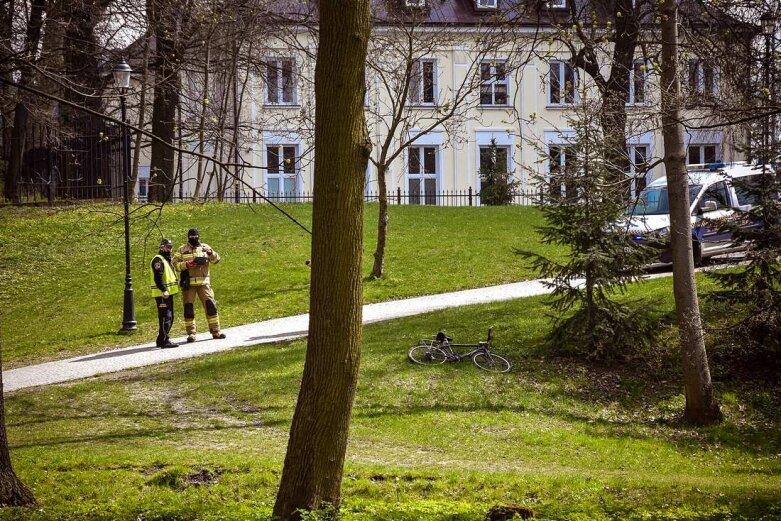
[266,57,297,106]
[628,145,649,198]
[137,165,150,201]
[476,0,498,8]
[263,139,301,199]
[548,60,578,106]
[687,144,719,165]
[544,130,576,199]
[627,59,648,105]
[547,144,577,199]
[547,0,567,8]
[687,59,718,97]
[475,130,516,193]
[407,145,439,205]
[479,60,509,107]
[409,59,438,106]
[405,0,425,6]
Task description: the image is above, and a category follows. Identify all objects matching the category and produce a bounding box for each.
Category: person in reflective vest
[173,228,226,343]
[150,238,179,348]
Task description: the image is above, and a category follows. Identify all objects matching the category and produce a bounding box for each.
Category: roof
[648,162,767,188]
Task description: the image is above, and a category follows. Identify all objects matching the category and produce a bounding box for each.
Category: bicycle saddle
[435,331,453,342]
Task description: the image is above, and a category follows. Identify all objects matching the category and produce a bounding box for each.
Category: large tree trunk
[659,0,721,426]
[4,105,28,203]
[371,163,388,278]
[130,33,152,203]
[0,325,35,506]
[4,0,46,203]
[147,0,180,203]
[272,0,371,519]
[193,44,211,201]
[148,63,178,202]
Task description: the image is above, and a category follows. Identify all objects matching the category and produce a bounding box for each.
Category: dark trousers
[154,295,175,346]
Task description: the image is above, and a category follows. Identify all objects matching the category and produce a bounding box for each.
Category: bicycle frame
[436,340,491,362]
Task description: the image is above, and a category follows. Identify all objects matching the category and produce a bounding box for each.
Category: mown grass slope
[2,277,780,521]
[0,202,558,365]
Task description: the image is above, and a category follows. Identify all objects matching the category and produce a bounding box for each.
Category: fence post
[468,186,473,207]
[396,186,401,205]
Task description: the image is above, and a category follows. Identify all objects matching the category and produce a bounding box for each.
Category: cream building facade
[141,0,742,205]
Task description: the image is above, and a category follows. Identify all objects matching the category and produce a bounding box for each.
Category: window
[266,145,298,199]
[409,59,437,105]
[687,144,718,165]
[479,144,510,196]
[480,61,508,106]
[687,59,717,97]
[405,0,425,6]
[549,60,577,105]
[408,146,437,205]
[479,145,509,175]
[734,175,763,207]
[699,181,730,211]
[476,0,497,8]
[547,0,567,7]
[628,145,648,197]
[548,145,575,199]
[138,177,148,200]
[266,58,296,105]
[627,60,648,105]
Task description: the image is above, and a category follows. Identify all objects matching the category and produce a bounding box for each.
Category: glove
[186,260,196,269]
[162,291,169,298]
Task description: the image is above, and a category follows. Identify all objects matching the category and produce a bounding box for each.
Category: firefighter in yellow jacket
[173,228,226,342]
[150,238,179,348]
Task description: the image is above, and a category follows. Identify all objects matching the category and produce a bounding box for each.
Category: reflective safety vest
[149,254,180,297]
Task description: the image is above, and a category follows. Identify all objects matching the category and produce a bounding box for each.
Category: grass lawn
[2,276,780,521]
[0,202,559,366]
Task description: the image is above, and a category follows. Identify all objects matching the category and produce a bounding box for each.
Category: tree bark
[130,33,152,203]
[5,105,28,203]
[0,323,35,506]
[371,163,388,278]
[659,0,721,426]
[193,43,211,201]
[4,0,46,203]
[148,64,179,202]
[272,0,371,519]
[147,0,180,203]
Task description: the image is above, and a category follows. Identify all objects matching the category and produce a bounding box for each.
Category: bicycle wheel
[472,352,511,373]
[408,342,448,365]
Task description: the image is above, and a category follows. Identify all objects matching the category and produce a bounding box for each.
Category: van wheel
[692,241,703,267]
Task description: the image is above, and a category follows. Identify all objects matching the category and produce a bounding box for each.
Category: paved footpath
[5,280,554,393]
[4,273,673,393]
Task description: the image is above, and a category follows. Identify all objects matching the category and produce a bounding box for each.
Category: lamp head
[112,60,133,90]
[761,12,776,37]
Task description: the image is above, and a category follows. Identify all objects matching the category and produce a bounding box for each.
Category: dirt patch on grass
[185,468,223,486]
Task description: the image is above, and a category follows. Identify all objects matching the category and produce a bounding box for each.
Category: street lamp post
[761,13,776,172]
[113,60,137,334]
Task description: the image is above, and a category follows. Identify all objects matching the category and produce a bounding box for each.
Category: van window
[733,175,761,206]
[699,181,729,210]
[630,184,702,216]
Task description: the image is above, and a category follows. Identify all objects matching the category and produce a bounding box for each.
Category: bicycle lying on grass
[408,328,512,373]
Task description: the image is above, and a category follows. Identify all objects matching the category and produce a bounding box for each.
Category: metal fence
[1,114,124,204]
[163,187,538,207]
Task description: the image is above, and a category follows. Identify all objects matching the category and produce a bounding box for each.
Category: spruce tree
[479,138,518,206]
[519,101,656,361]
[707,167,781,368]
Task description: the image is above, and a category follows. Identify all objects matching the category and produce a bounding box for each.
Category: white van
[623,162,767,265]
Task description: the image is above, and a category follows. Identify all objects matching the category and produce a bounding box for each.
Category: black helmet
[160,238,173,248]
